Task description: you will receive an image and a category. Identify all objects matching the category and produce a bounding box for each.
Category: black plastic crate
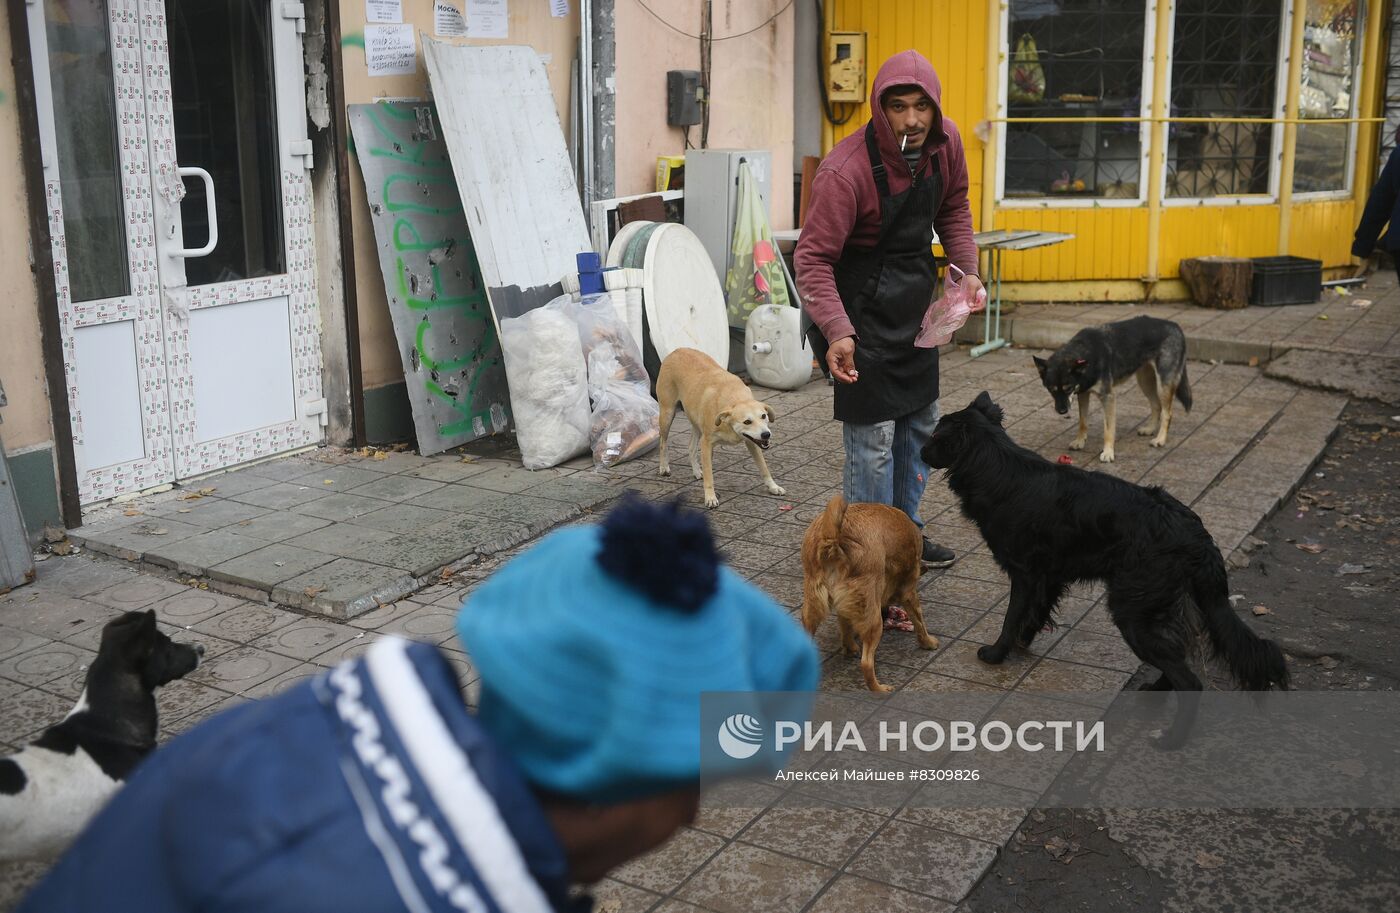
[1248,256,1321,306]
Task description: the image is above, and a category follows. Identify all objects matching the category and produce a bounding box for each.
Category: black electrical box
[667,70,702,126]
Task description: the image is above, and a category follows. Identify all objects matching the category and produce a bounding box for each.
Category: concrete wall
[0,5,61,535]
[614,0,795,230]
[337,0,580,440]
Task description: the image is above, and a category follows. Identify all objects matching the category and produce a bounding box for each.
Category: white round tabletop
[641,223,728,366]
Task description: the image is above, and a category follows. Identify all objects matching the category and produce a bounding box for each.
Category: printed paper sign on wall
[434,0,468,37]
[466,0,509,38]
[366,0,402,23]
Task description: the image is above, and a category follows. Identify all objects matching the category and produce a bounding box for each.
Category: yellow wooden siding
[828,0,989,228]
[989,208,1150,281]
[826,1,1383,288]
[1289,199,1363,266]
[1157,206,1283,278]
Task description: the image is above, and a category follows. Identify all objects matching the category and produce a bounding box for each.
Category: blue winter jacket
[18,637,590,913]
[1353,145,1400,256]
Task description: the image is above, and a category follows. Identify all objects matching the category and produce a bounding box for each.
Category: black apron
[809,123,943,424]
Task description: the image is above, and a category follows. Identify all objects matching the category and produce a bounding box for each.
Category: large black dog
[922,392,1288,746]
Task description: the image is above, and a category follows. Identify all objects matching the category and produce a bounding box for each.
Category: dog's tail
[812,495,849,568]
[1175,364,1193,413]
[1191,556,1288,690]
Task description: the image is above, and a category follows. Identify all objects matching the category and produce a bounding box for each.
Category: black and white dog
[0,609,202,860]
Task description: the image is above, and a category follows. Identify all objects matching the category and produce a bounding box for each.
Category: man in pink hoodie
[796,50,982,569]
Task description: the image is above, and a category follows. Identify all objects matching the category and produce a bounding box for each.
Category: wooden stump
[1179,256,1253,310]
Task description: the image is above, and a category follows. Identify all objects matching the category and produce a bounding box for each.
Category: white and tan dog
[656,347,786,509]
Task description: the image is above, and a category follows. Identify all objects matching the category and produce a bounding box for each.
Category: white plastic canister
[744,304,813,391]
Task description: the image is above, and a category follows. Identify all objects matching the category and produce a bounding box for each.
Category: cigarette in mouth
[901,134,908,152]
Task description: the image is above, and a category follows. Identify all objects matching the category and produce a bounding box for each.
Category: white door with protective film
[28,0,324,505]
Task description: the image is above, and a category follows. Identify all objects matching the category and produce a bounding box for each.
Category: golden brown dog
[801,496,938,692]
[656,347,785,509]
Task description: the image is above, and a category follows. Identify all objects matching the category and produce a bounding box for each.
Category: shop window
[1166,0,1282,198]
[1003,0,1149,200]
[1293,0,1360,194]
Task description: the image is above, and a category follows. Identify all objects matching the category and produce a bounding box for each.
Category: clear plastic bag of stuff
[499,296,592,470]
[916,263,987,349]
[573,293,660,469]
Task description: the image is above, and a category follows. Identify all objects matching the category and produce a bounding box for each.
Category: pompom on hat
[456,496,818,803]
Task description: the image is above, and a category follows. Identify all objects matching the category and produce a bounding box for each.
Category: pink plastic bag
[916,264,987,348]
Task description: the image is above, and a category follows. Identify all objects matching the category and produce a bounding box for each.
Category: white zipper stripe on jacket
[366,637,556,913]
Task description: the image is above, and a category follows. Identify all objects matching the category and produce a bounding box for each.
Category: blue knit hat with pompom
[455,495,818,802]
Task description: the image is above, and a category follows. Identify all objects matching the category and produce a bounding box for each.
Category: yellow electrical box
[826,31,866,103]
[655,155,685,192]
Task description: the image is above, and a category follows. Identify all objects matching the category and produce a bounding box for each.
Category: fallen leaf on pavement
[303,585,325,598]
[778,504,794,512]
[123,510,142,517]
[372,452,388,461]
[1044,836,1071,859]
[1296,542,1325,554]
[1195,851,1225,869]
[150,527,169,536]
[1251,604,1271,616]
[50,541,74,557]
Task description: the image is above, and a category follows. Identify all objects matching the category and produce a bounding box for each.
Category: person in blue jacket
[1353,143,1400,278]
[18,496,818,913]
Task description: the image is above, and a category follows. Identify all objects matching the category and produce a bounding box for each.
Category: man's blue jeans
[842,399,940,528]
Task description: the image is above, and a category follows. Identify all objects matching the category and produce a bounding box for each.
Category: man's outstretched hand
[827,336,859,384]
[963,274,988,312]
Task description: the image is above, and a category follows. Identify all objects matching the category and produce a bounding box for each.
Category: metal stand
[968,230,1076,358]
[970,246,1007,358]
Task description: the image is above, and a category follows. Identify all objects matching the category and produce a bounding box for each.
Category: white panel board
[188,297,297,444]
[73,321,146,470]
[421,41,593,324]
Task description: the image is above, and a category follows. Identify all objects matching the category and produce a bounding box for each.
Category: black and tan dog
[1033,316,1192,463]
[922,392,1288,747]
[801,495,938,692]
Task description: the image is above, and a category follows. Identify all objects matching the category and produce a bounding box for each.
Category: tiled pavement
[0,342,1346,910]
[69,447,623,618]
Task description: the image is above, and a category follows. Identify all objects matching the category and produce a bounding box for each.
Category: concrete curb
[67,488,623,618]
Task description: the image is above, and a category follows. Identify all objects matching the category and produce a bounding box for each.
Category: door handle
[172,166,219,258]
